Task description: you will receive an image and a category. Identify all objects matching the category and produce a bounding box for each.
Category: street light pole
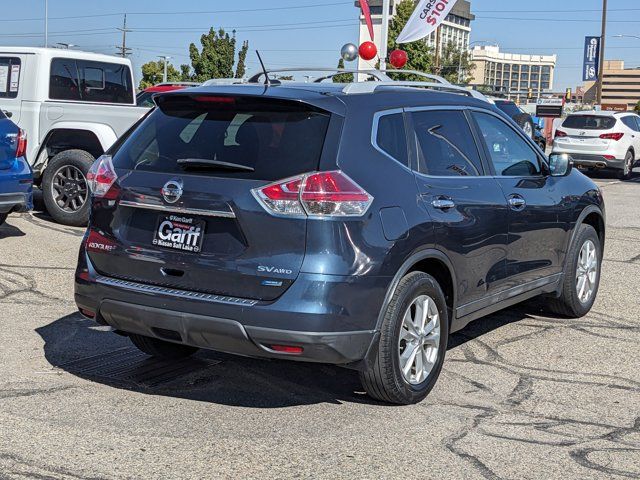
[379,0,391,70]
[596,0,608,106]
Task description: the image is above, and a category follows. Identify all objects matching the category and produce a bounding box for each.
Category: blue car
[75,82,605,404]
[0,110,32,226]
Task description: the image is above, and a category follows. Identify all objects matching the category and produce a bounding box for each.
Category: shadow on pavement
[0,221,26,239]
[37,304,536,408]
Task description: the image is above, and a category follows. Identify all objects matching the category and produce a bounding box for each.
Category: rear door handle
[431,197,456,210]
[508,195,526,210]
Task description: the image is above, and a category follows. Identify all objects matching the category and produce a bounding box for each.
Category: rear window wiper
[176,158,255,172]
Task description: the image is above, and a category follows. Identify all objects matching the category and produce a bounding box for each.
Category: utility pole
[379,0,391,70]
[158,56,171,83]
[44,0,48,47]
[116,14,132,57]
[596,0,608,106]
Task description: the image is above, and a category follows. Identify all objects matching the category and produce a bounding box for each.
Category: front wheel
[360,272,449,405]
[42,149,95,226]
[548,224,601,318]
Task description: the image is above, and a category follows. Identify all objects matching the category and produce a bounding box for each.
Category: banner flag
[359,0,375,41]
[396,0,456,44]
[582,36,600,82]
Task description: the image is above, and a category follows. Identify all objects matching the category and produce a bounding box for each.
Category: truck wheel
[360,272,449,405]
[548,224,601,318]
[42,149,95,226]
[0,212,7,226]
[129,334,199,360]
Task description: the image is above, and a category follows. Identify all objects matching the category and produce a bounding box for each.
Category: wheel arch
[570,205,606,254]
[375,249,457,332]
[35,123,117,172]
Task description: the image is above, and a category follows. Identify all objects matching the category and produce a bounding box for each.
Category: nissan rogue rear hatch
[87,93,331,301]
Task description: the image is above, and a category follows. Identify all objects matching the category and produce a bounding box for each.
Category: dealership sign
[583,36,600,82]
[536,98,564,118]
[396,0,456,44]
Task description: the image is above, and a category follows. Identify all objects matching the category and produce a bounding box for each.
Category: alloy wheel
[624,151,633,177]
[576,239,598,304]
[398,294,440,385]
[50,165,88,213]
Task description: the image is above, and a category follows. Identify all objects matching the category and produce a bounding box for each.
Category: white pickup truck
[0,47,148,225]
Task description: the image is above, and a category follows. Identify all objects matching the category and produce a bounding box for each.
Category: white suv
[552,110,640,180]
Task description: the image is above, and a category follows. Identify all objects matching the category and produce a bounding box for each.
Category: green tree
[139,60,181,90]
[235,40,249,79]
[188,28,249,82]
[333,58,354,83]
[387,0,434,80]
[180,64,192,81]
[440,42,475,84]
[635,100,640,113]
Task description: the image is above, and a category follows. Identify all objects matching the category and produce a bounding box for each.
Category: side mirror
[548,153,573,177]
[2,110,12,118]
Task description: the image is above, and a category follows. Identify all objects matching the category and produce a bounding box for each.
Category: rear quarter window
[562,115,616,130]
[112,95,331,181]
[0,57,21,99]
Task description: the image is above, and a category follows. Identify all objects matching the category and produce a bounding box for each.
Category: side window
[634,116,640,132]
[621,116,640,132]
[50,58,81,100]
[78,61,134,104]
[375,112,409,166]
[473,112,542,177]
[0,57,22,99]
[410,110,483,176]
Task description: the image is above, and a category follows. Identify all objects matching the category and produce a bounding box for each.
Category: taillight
[555,129,567,138]
[15,129,27,158]
[86,155,118,199]
[600,132,624,141]
[252,171,373,218]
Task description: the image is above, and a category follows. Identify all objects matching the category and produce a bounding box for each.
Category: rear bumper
[0,159,33,213]
[75,251,389,367]
[552,148,626,169]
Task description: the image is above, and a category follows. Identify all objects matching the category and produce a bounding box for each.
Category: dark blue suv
[74,81,605,404]
[0,110,32,226]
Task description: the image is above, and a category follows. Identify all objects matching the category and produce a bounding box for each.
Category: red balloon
[359,41,378,61]
[389,49,408,68]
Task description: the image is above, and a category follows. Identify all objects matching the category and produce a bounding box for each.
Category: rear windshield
[563,115,615,130]
[494,101,522,118]
[112,94,331,181]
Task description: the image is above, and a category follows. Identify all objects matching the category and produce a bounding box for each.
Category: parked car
[491,98,535,139]
[553,110,640,179]
[534,124,547,151]
[0,109,32,226]
[75,77,605,405]
[136,82,199,108]
[0,47,148,226]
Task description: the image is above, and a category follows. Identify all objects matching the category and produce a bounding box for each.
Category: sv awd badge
[258,265,293,275]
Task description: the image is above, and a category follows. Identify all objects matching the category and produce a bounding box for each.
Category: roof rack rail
[342,81,489,101]
[247,68,395,83]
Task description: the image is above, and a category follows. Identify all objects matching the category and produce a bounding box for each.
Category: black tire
[42,149,95,226]
[360,272,449,405]
[129,334,199,360]
[0,212,7,226]
[548,224,601,318]
[514,113,535,139]
[619,149,634,181]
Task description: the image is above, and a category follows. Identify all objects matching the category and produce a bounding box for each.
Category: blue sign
[583,36,600,81]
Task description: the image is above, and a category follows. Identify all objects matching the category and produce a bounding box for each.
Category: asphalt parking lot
[1,174,639,480]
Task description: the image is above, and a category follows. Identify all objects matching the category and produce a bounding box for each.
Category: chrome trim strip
[96,275,258,307]
[118,200,236,218]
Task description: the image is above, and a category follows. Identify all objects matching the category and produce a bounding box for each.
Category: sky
[2,0,640,90]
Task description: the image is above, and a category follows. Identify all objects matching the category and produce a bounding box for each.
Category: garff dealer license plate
[153,214,205,253]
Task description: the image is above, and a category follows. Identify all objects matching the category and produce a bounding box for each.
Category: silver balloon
[340,43,359,62]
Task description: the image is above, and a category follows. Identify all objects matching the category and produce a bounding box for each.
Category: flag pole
[379,0,391,70]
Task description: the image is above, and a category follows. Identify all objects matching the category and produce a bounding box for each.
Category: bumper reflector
[270,345,304,354]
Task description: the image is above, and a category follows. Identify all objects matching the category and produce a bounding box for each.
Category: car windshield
[494,101,522,118]
[563,115,616,130]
